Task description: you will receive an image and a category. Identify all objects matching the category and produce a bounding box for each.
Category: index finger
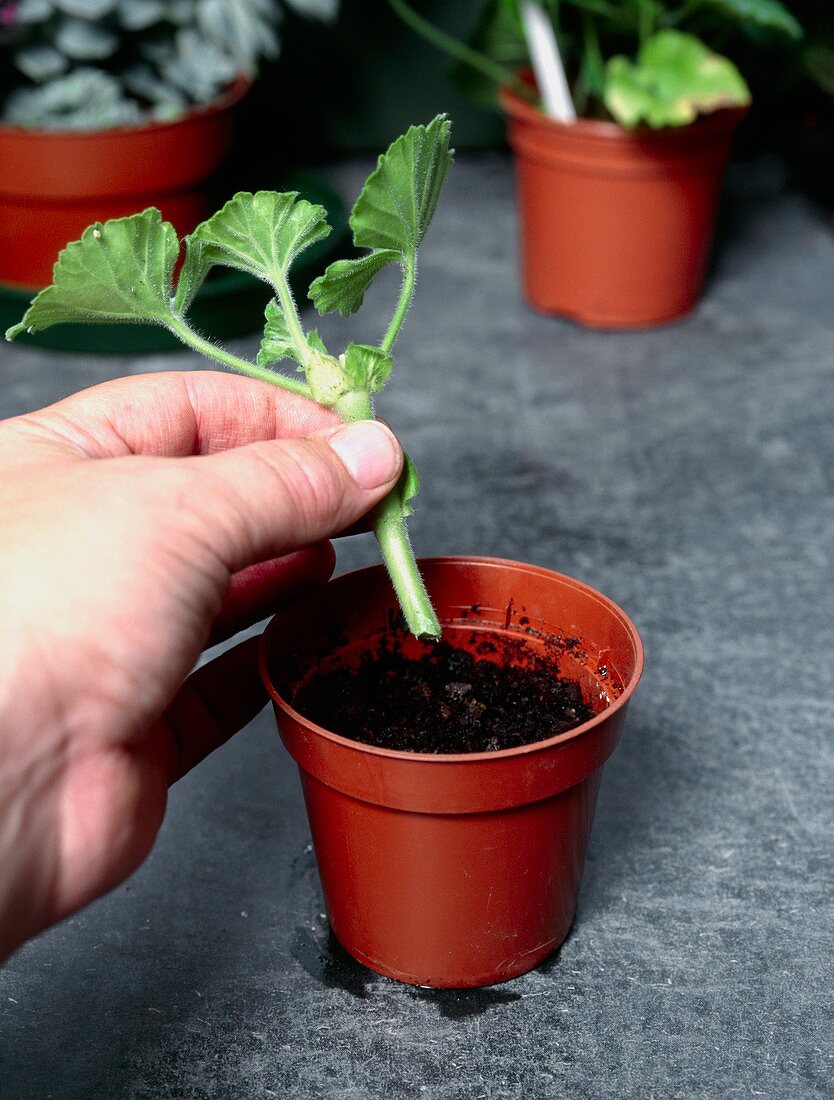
[6,369,341,459]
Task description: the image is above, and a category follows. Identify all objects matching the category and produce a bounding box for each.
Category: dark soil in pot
[295,632,595,754]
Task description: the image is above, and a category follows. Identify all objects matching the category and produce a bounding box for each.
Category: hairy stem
[387,0,538,105]
[374,493,441,639]
[381,258,416,355]
[273,277,312,368]
[335,389,441,640]
[167,317,313,398]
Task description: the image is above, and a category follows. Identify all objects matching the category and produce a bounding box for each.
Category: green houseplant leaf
[449,0,528,107]
[6,208,178,337]
[309,115,453,345]
[604,30,751,128]
[397,452,421,519]
[306,249,400,317]
[697,0,802,41]
[187,190,331,291]
[350,113,454,254]
[186,190,333,373]
[343,343,393,393]
[257,299,304,368]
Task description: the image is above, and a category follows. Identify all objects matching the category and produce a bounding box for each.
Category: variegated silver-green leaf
[14,45,68,82]
[55,17,120,60]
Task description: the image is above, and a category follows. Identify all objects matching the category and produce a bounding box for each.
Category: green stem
[637,0,654,44]
[381,258,415,355]
[335,389,441,640]
[387,0,538,105]
[665,0,698,29]
[273,278,312,369]
[582,12,606,99]
[167,317,313,398]
[374,493,441,639]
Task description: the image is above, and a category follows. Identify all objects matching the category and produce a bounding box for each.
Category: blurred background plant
[388,0,802,126]
[0,0,337,130]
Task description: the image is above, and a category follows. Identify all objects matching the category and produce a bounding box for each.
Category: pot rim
[259,555,644,766]
[499,70,750,142]
[0,74,250,141]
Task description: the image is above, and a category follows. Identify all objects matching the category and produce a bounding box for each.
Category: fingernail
[327,421,401,490]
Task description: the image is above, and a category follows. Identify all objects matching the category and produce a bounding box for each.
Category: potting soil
[294,636,594,754]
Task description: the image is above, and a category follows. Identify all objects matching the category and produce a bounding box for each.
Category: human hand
[0,370,403,960]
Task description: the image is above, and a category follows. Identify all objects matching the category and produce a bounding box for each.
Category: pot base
[332,925,568,989]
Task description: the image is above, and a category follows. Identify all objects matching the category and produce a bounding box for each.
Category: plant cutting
[7,117,644,987]
[389,0,801,327]
[0,0,337,289]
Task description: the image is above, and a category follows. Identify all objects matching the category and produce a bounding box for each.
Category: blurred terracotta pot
[501,82,747,329]
[0,78,247,290]
[260,557,644,988]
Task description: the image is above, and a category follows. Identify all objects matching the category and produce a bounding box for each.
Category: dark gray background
[0,154,831,1098]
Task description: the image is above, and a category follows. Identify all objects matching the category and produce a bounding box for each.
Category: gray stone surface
[0,155,831,1099]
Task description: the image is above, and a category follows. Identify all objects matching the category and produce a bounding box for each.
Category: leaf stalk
[167,317,313,398]
[381,258,416,355]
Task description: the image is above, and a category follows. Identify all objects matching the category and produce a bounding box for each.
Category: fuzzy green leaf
[188,191,331,292]
[309,249,400,317]
[174,236,213,314]
[351,115,454,254]
[449,0,527,106]
[398,452,420,518]
[343,344,393,394]
[697,0,802,40]
[604,30,751,129]
[257,303,333,370]
[257,299,302,368]
[6,208,178,338]
[308,116,453,322]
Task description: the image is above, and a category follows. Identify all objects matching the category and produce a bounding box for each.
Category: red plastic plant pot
[501,82,747,329]
[260,557,644,989]
[0,78,248,290]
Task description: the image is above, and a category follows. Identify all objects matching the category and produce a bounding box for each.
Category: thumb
[182,419,403,573]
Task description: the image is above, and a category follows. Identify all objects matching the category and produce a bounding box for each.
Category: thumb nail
[326,420,402,490]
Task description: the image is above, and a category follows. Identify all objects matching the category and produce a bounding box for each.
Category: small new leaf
[189,191,331,292]
[6,208,178,339]
[174,236,212,315]
[343,343,393,393]
[308,116,453,322]
[398,452,420,519]
[257,299,302,368]
[352,114,454,254]
[309,249,400,317]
